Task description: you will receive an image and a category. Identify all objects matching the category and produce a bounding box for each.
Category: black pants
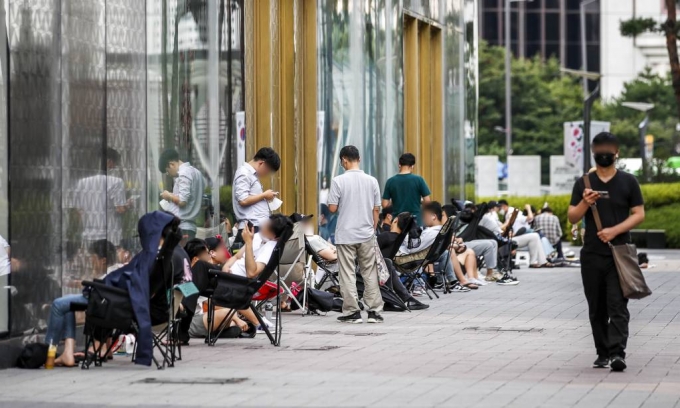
[580,251,630,358]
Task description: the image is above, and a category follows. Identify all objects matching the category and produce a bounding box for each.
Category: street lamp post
[504,0,532,161]
[622,102,655,182]
[579,0,598,95]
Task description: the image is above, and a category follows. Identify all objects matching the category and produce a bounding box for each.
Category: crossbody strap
[582,174,604,232]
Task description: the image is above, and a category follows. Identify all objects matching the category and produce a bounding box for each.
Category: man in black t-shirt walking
[568,132,645,372]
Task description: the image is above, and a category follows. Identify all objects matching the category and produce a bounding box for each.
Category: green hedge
[480,182,680,248]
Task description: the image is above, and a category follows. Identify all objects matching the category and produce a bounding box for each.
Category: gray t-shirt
[174,162,205,232]
[327,170,381,245]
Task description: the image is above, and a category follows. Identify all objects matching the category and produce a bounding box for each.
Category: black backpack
[16,343,48,369]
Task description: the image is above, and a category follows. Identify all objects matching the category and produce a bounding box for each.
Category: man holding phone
[568,132,645,372]
[232,147,282,245]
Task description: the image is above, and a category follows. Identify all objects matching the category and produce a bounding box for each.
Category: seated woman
[45,240,121,367]
[221,214,293,331]
[184,239,248,339]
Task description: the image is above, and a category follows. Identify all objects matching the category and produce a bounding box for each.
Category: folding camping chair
[274,222,307,313]
[500,209,520,274]
[205,226,292,347]
[395,217,456,299]
[309,240,340,290]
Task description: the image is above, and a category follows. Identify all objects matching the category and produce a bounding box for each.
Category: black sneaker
[610,356,627,372]
[593,355,609,368]
[497,273,519,286]
[366,311,384,323]
[337,311,362,324]
[406,300,429,310]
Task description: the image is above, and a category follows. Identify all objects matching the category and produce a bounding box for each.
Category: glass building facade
[0,0,476,343]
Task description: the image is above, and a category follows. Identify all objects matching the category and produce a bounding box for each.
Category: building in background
[479,0,600,73]
[600,0,671,99]
[0,0,477,360]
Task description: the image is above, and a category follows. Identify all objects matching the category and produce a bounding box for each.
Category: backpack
[16,343,48,369]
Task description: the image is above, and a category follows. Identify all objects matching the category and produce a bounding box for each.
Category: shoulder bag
[583,175,652,299]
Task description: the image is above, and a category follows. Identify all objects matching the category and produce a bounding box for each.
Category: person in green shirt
[382,153,432,225]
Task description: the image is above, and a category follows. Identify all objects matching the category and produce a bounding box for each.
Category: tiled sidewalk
[1,267,679,408]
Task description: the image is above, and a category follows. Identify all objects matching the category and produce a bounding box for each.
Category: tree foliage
[478,41,679,183]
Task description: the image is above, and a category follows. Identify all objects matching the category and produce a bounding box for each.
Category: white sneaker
[451,283,470,292]
[473,278,488,286]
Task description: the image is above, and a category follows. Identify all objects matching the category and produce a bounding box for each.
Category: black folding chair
[382,216,416,262]
[205,227,292,347]
[309,240,340,289]
[396,217,456,299]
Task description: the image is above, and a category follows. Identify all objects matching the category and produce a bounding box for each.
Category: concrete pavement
[1,265,679,408]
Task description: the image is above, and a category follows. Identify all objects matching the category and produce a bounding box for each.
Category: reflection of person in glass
[232,147,281,244]
[75,148,131,245]
[158,149,206,241]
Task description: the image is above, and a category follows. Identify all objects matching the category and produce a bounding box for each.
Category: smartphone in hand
[595,191,610,199]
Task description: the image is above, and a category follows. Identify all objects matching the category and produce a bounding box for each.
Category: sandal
[462,282,479,290]
[530,263,554,269]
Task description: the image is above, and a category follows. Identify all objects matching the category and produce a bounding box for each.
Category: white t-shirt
[230,233,277,277]
[327,170,381,245]
[399,225,441,255]
[481,212,503,235]
[0,235,9,277]
[74,175,127,245]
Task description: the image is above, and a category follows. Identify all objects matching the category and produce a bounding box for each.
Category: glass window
[566,13,581,43]
[545,12,560,42]
[545,0,560,9]
[526,42,542,59]
[566,43,582,70]
[0,0,8,335]
[545,42,560,59]
[146,0,241,241]
[526,12,540,42]
[483,0,498,9]
[482,12,499,42]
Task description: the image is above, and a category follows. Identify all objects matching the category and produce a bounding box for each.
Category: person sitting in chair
[44,240,120,367]
[221,214,292,278]
[205,235,230,267]
[397,201,479,292]
[185,239,248,339]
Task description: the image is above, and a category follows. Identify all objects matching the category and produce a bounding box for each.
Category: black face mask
[594,152,616,168]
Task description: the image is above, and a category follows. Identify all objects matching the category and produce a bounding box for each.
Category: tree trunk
[664,0,680,119]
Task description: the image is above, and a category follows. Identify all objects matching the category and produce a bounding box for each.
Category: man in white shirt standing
[75,147,130,246]
[159,149,206,242]
[232,147,281,245]
[327,146,384,324]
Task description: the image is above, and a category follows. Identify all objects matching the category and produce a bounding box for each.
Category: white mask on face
[304,226,314,236]
[499,209,506,217]
[322,181,327,189]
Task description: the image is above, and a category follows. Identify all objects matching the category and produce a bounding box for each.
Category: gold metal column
[244,0,317,215]
[295,0,318,216]
[404,16,419,158]
[403,15,444,200]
